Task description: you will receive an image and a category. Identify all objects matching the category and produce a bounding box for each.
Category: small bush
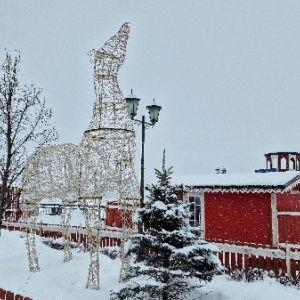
[268,270,276,278]
[245,268,264,282]
[227,265,300,289]
[228,265,244,281]
[277,273,295,286]
[227,266,265,282]
[42,237,83,251]
[101,246,121,259]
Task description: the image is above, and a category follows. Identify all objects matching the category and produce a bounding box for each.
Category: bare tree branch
[0,51,58,230]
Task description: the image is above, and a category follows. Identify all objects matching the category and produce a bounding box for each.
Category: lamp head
[125,89,140,119]
[146,98,162,124]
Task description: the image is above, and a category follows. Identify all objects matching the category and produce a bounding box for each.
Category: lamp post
[125,89,162,225]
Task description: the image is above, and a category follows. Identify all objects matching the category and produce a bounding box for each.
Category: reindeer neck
[85,73,133,135]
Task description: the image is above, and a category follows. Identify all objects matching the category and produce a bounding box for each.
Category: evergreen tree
[111,151,221,300]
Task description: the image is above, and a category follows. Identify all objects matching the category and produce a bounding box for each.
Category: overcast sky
[1,1,300,184]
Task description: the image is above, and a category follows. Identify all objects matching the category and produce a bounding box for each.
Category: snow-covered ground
[1,229,300,300]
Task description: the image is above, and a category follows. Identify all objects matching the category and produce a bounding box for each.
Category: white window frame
[185,193,205,238]
[271,193,278,247]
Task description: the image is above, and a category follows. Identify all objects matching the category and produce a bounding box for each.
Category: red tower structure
[264,151,300,172]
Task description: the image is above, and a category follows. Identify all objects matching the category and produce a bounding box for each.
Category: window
[267,158,272,169]
[188,196,201,227]
[280,157,287,170]
[290,158,296,170]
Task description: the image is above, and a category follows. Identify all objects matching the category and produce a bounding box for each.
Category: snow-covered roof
[265,151,300,155]
[40,198,62,205]
[172,171,300,193]
[147,99,161,107]
[126,90,139,99]
[103,191,119,202]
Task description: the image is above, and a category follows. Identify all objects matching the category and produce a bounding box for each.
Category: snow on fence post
[242,253,245,269]
[286,245,291,274]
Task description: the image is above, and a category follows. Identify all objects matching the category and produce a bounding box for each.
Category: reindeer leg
[61,201,72,262]
[118,199,134,283]
[84,199,101,290]
[22,200,40,272]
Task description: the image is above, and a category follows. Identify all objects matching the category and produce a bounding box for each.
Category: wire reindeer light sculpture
[21,22,140,290]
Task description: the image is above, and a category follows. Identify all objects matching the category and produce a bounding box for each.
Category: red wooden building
[172,152,300,248]
[172,152,300,275]
[175,171,300,248]
[3,187,22,222]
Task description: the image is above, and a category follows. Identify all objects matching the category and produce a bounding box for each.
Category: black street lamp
[125,89,162,225]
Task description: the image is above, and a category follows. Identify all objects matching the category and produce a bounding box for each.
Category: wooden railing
[2,221,123,248]
[215,242,300,278]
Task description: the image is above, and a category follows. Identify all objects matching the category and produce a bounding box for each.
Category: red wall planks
[277,193,300,245]
[277,193,300,212]
[204,192,272,247]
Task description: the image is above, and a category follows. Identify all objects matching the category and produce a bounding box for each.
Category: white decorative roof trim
[188,186,287,194]
[173,172,300,194]
[283,177,300,193]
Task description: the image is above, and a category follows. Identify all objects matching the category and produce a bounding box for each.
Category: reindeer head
[89,22,130,77]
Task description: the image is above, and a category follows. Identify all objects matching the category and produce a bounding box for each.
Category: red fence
[215,243,300,279]
[2,222,123,248]
[4,222,300,280]
[0,288,32,300]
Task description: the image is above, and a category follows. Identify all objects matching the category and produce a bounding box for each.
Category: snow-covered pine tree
[111,150,221,300]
